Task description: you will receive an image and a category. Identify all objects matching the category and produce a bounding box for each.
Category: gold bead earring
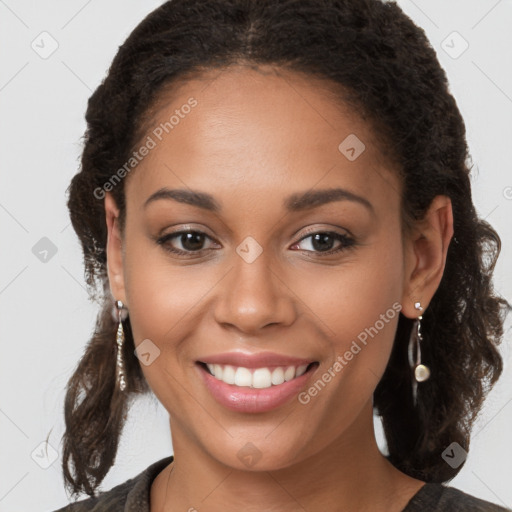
[115,300,127,392]
[408,301,430,406]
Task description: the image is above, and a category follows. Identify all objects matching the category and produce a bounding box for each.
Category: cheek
[292,238,404,431]
[121,232,230,403]
[121,241,207,409]
[297,232,404,413]
[294,235,404,344]
[122,218,207,331]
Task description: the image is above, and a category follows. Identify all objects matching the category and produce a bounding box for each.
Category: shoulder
[51,456,174,512]
[404,482,511,512]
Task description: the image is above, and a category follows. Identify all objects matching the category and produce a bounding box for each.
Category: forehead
[125,64,401,217]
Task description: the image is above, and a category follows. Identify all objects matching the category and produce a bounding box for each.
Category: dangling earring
[115,300,127,392]
[408,301,430,406]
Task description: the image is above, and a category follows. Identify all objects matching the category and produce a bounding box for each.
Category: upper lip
[197,351,315,369]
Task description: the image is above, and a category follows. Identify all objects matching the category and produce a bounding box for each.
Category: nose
[213,249,297,335]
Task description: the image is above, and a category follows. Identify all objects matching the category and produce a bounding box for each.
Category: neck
[151,402,424,512]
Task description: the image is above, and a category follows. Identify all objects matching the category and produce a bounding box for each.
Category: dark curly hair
[59,0,511,499]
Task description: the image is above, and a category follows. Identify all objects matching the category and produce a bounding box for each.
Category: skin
[105,64,453,512]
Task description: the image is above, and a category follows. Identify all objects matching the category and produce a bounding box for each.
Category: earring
[408,301,430,406]
[115,300,127,392]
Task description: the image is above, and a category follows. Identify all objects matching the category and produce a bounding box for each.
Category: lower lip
[197,363,317,413]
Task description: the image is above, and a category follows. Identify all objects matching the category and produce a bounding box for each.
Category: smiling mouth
[197,361,319,389]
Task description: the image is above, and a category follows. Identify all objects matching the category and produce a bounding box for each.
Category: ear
[105,192,127,305]
[401,195,454,318]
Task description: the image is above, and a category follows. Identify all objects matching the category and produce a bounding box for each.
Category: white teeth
[252,368,272,389]
[271,367,285,385]
[234,367,252,387]
[222,365,236,384]
[284,366,296,382]
[204,363,311,388]
[213,364,223,380]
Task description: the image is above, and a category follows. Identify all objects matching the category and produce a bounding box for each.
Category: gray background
[0,0,511,510]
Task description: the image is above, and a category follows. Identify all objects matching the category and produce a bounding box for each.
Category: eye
[291,230,355,256]
[156,228,356,258]
[157,230,219,256]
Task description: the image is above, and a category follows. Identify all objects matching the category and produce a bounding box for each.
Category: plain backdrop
[0,1,511,510]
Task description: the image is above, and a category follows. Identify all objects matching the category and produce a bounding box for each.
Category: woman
[53,0,511,510]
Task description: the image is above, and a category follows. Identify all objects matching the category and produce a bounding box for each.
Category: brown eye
[291,231,355,256]
[157,230,218,256]
[176,232,206,251]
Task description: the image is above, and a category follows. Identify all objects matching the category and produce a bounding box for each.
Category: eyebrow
[144,188,221,212]
[143,187,374,214]
[284,188,374,213]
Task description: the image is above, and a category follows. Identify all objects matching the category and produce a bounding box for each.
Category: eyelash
[156,227,356,258]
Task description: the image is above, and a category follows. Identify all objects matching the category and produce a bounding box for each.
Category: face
[106,64,418,471]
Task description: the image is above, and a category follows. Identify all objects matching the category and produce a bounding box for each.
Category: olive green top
[52,455,511,511]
